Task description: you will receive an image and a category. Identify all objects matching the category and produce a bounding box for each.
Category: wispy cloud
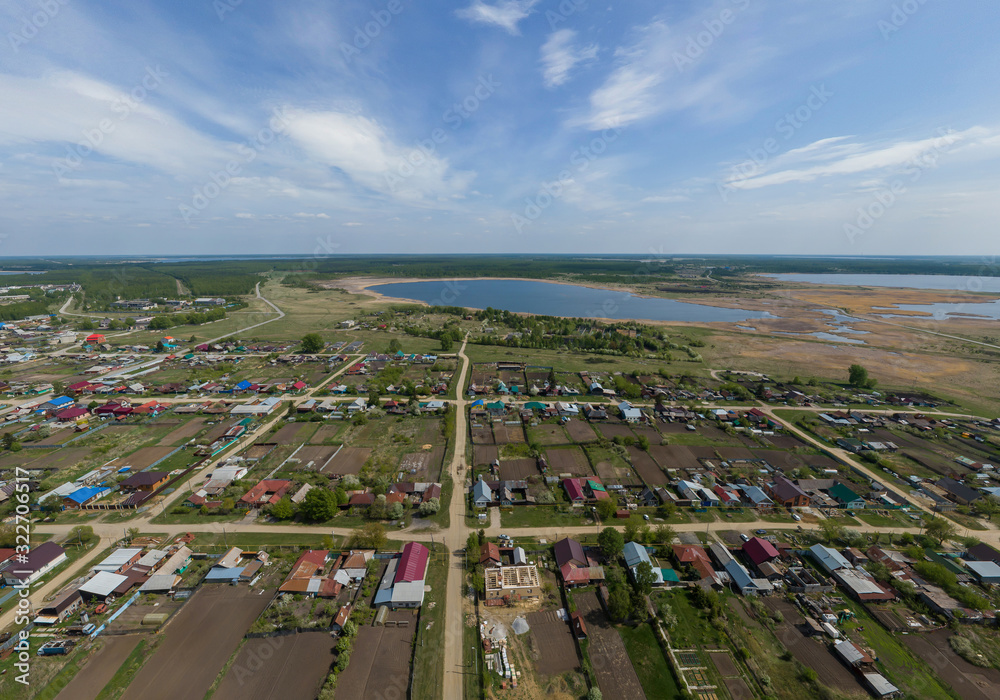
[724,128,997,190]
[282,108,475,202]
[540,30,598,88]
[456,0,539,35]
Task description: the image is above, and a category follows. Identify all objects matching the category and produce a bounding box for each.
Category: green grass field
[619,623,683,700]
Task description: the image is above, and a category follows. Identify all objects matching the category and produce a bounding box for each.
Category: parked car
[740,533,750,542]
[755,529,767,535]
[791,513,802,522]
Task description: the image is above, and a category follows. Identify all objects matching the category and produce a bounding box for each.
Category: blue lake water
[766,273,1000,293]
[369,279,775,323]
[0,270,44,275]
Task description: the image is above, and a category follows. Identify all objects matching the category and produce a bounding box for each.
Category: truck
[37,640,75,656]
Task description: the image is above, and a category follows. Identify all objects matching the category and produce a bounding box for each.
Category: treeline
[0,299,54,321]
[151,262,267,296]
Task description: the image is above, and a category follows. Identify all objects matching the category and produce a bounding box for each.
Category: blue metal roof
[65,487,106,505]
[204,566,244,582]
[48,396,73,407]
[623,541,651,568]
[234,380,252,390]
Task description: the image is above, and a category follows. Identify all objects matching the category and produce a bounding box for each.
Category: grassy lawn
[856,510,917,527]
[500,506,594,528]
[410,542,448,700]
[839,598,957,700]
[190,531,332,549]
[619,623,682,700]
[943,510,988,531]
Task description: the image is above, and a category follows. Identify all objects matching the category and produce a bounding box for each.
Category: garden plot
[473,445,499,466]
[544,447,591,476]
[335,611,416,700]
[763,434,809,450]
[107,446,177,471]
[55,635,142,700]
[215,631,336,700]
[649,445,703,471]
[596,423,635,440]
[750,449,807,471]
[289,445,342,472]
[528,423,570,445]
[310,424,344,444]
[470,424,495,445]
[526,609,580,675]
[202,420,242,443]
[272,422,318,445]
[499,458,538,480]
[564,419,597,443]
[320,447,371,476]
[627,447,668,486]
[399,446,445,481]
[574,591,645,699]
[23,447,93,473]
[493,422,526,444]
[714,446,756,462]
[158,418,207,444]
[902,630,1000,700]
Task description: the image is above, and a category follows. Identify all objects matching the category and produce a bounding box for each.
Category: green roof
[829,482,863,504]
[661,568,680,582]
[587,480,606,492]
[524,401,547,410]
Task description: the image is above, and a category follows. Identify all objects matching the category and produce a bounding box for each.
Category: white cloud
[0,71,230,174]
[725,128,995,190]
[540,30,598,88]
[456,1,539,35]
[292,212,331,219]
[282,107,474,202]
[235,213,256,218]
[342,221,362,226]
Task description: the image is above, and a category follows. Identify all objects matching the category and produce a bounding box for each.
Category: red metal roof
[743,537,780,566]
[394,542,428,584]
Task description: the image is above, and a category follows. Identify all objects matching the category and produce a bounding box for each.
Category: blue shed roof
[205,566,244,582]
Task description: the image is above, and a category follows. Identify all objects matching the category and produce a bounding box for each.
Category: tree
[126,527,140,542]
[607,584,631,621]
[68,525,96,546]
[924,516,957,546]
[636,434,650,451]
[388,502,405,520]
[588,689,603,700]
[271,496,295,520]
[439,336,453,352]
[848,364,876,389]
[818,518,845,544]
[300,488,337,522]
[623,516,643,543]
[1,432,16,451]
[633,560,656,596]
[598,527,624,560]
[653,524,676,546]
[300,333,324,353]
[388,339,402,353]
[353,522,387,550]
[596,495,618,522]
[418,498,440,516]
[973,496,1000,521]
[155,340,165,353]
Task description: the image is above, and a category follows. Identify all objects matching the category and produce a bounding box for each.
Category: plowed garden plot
[527,610,580,675]
[159,418,207,444]
[575,591,645,699]
[493,422,525,443]
[474,445,499,466]
[310,424,343,444]
[321,447,371,476]
[272,422,318,445]
[545,447,591,476]
[499,458,538,480]
[291,445,342,471]
[214,631,336,700]
[56,635,142,700]
[528,423,570,445]
[724,677,753,700]
[764,434,809,450]
[632,426,661,442]
[902,630,1000,700]
[335,615,415,700]
[649,445,702,471]
[35,428,76,446]
[707,650,738,677]
[751,449,807,470]
[628,447,667,485]
[399,446,445,480]
[471,425,495,444]
[804,454,840,469]
[761,599,863,694]
[699,425,742,443]
[565,419,597,442]
[107,446,176,471]
[120,586,272,700]
[203,420,241,443]
[23,447,91,472]
[597,423,634,439]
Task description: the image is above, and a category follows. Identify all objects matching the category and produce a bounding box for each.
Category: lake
[766,273,1000,293]
[369,279,774,323]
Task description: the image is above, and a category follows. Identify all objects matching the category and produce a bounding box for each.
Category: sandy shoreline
[327,276,648,302]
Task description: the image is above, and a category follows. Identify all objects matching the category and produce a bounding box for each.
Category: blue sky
[1,0,998,256]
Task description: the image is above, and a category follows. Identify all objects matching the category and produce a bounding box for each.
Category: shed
[79,572,129,601]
